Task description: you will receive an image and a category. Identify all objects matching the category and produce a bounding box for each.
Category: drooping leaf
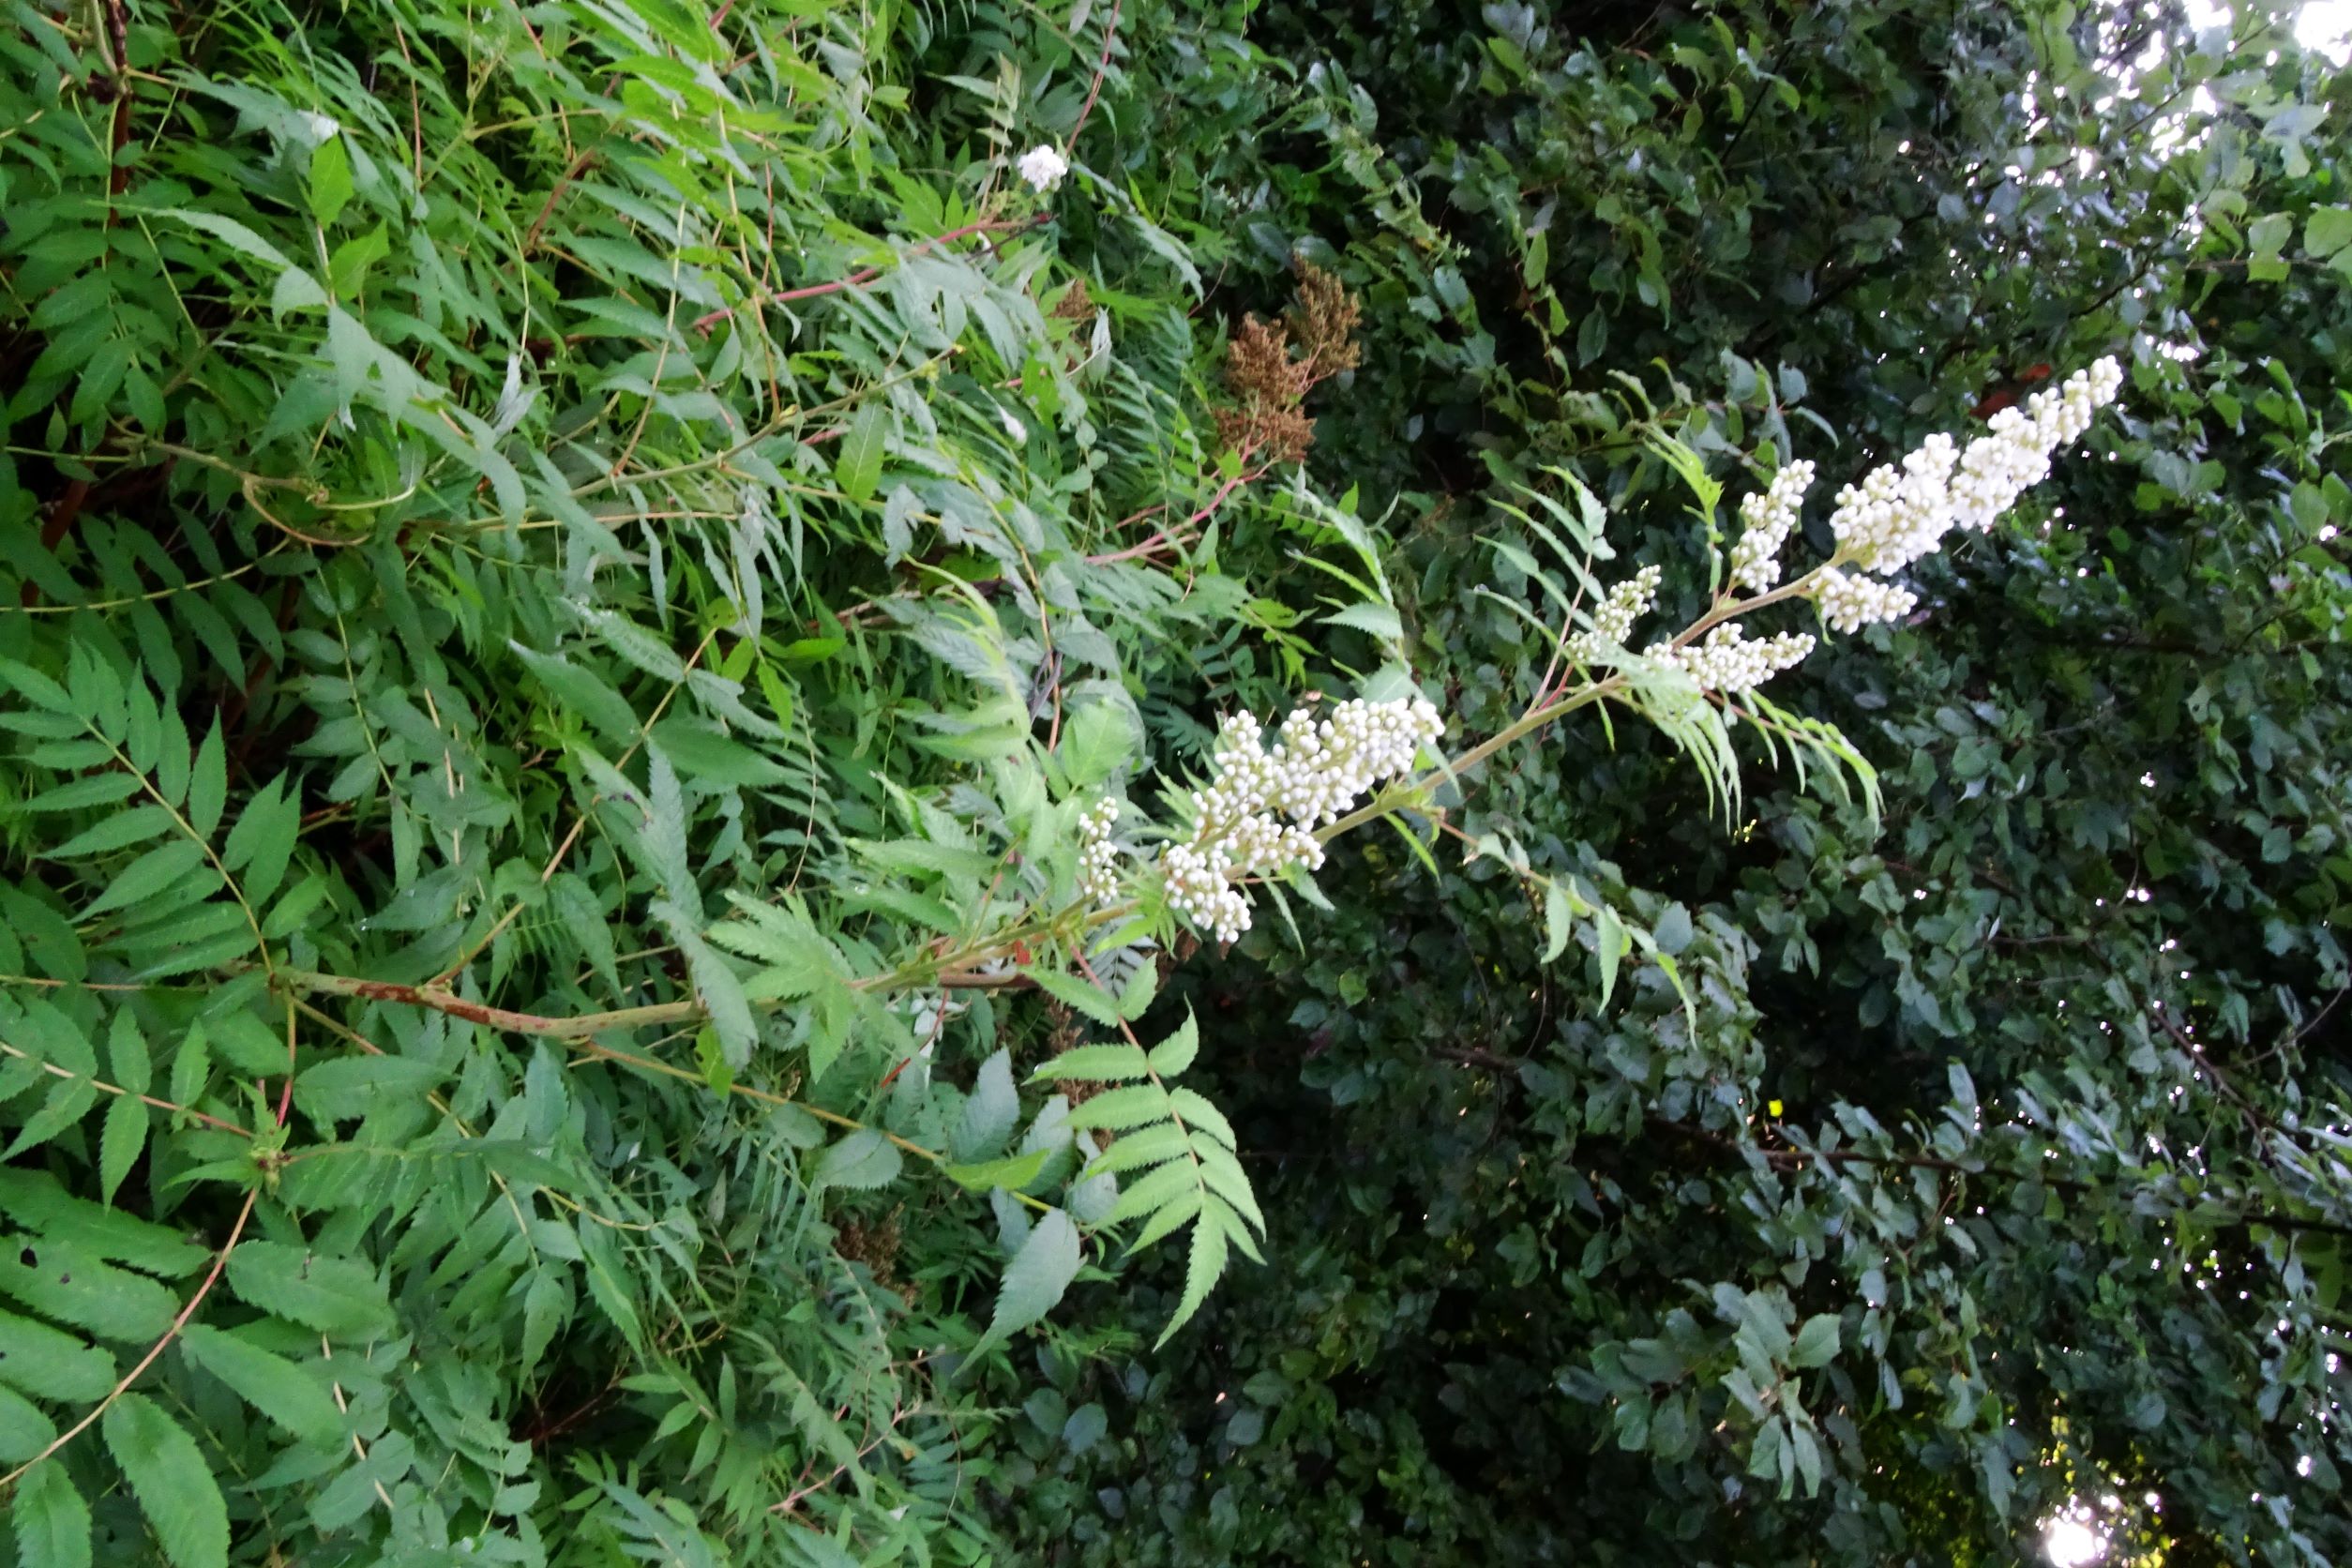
[968,1207,1082,1361]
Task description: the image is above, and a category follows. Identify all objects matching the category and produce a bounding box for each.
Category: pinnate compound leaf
[102,1392,231,1568]
[968,1207,1081,1360]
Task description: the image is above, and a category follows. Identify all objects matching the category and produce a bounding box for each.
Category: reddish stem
[1065,0,1123,151]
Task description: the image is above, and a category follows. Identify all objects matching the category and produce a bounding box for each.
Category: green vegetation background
[0,0,2346,1563]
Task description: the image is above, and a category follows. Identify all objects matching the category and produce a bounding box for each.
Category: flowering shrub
[0,0,2344,1564]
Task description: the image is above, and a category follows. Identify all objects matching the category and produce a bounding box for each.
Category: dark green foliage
[0,0,2346,1563]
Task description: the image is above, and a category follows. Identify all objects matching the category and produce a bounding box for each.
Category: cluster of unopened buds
[1566,565,1662,665]
[1077,796,1123,904]
[1805,356,2125,601]
[1728,460,1814,593]
[1161,696,1445,942]
[1566,356,2124,687]
[1644,625,1817,694]
[1812,569,1919,635]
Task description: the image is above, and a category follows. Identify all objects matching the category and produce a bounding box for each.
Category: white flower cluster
[1566,564,1663,664]
[1728,460,1816,593]
[1830,357,2124,575]
[1812,567,1919,633]
[1643,624,1817,693]
[1016,144,1069,194]
[1164,696,1444,942]
[1077,796,1122,904]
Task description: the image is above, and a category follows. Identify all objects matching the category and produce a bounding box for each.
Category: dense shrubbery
[0,0,2346,1564]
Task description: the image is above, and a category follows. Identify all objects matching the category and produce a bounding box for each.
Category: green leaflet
[0,1308,117,1400]
[178,1324,346,1446]
[1027,968,1123,1028]
[966,1207,1082,1362]
[102,1393,232,1568]
[222,1242,396,1337]
[812,1129,904,1191]
[0,1240,177,1340]
[8,1461,92,1568]
[833,401,891,504]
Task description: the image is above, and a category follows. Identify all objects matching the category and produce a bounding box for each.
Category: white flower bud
[1160,694,1443,941]
[1729,460,1816,593]
[1646,624,1817,693]
[1567,565,1663,664]
[1812,567,1919,633]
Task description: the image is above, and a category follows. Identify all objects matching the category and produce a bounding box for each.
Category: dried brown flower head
[1213,263,1362,463]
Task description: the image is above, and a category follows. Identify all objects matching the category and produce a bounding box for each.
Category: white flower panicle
[1811,567,1919,634]
[1728,459,1816,593]
[1016,144,1069,194]
[1567,564,1663,664]
[1643,624,1817,694]
[1164,696,1445,942]
[1824,430,1958,576]
[1077,796,1123,904]
[1830,356,2124,576]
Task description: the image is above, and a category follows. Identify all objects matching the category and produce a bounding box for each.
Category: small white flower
[1016,144,1070,194]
